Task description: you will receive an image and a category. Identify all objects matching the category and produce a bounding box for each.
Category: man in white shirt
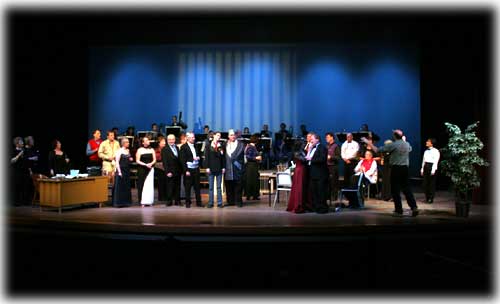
[341,133,360,187]
[420,138,440,204]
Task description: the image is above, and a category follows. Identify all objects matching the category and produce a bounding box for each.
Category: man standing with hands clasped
[420,138,440,204]
[162,134,182,207]
[363,129,419,217]
[224,129,245,207]
[341,133,359,187]
[180,132,202,208]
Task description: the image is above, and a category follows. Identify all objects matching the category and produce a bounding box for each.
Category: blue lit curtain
[176,46,298,134]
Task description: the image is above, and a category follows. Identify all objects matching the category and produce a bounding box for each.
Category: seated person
[300,124,308,138]
[260,124,271,138]
[170,115,179,127]
[203,125,210,134]
[171,115,188,129]
[360,123,380,143]
[123,126,135,136]
[111,127,119,139]
[353,150,378,188]
[277,122,290,139]
[150,123,164,140]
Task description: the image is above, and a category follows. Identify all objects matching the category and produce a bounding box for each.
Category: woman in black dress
[11,136,30,205]
[48,139,70,176]
[244,134,262,200]
[154,136,167,202]
[113,137,133,207]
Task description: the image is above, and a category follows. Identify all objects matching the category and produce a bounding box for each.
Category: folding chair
[272,172,292,208]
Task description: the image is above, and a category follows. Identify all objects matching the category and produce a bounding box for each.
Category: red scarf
[362,159,374,173]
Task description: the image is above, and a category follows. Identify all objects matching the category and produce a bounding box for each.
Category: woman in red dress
[287,140,311,213]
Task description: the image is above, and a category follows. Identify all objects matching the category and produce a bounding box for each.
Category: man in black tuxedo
[180,132,202,208]
[162,134,182,206]
[305,133,329,214]
[224,129,245,207]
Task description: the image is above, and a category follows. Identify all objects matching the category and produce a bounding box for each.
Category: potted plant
[440,121,489,217]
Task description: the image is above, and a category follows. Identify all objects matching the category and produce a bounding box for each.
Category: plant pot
[455,201,471,217]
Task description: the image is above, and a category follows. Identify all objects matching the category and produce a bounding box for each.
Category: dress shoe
[166,202,173,206]
[196,202,203,207]
[186,203,191,208]
[246,197,251,201]
[206,204,214,208]
[392,211,404,217]
[411,208,419,217]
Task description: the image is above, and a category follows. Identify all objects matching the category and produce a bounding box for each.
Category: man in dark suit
[325,132,341,202]
[305,133,329,214]
[180,132,202,208]
[224,129,245,207]
[162,134,182,206]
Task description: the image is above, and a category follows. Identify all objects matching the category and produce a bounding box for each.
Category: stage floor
[8,190,492,294]
[9,190,490,237]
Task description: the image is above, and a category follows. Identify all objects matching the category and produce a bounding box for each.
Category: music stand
[335,131,372,144]
[241,134,251,139]
[137,131,149,140]
[259,137,272,151]
[335,132,348,143]
[220,132,229,140]
[195,133,207,143]
[166,126,182,138]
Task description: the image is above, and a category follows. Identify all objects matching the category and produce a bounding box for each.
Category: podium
[165,126,182,138]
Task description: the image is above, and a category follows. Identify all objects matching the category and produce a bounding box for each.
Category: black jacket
[204,141,226,174]
[179,143,200,173]
[308,143,329,180]
[161,145,182,177]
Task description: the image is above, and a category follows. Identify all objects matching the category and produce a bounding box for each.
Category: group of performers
[11,117,441,216]
[89,128,264,208]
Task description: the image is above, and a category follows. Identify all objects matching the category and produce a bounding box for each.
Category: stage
[9,189,490,237]
[8,189,492,294]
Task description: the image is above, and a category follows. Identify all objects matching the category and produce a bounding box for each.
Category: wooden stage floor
[8,190,492,295]
[9,190,490,237]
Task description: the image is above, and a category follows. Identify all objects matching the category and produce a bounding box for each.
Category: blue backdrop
[89,43,421,173]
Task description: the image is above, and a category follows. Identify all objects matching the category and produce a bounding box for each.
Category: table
[39,176,109,213]
[259,170,277,206]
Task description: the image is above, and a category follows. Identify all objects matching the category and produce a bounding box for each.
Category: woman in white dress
[136,137,156,207]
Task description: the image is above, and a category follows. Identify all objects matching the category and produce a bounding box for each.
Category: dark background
[6,8,494,295]
[7,8,492,201]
